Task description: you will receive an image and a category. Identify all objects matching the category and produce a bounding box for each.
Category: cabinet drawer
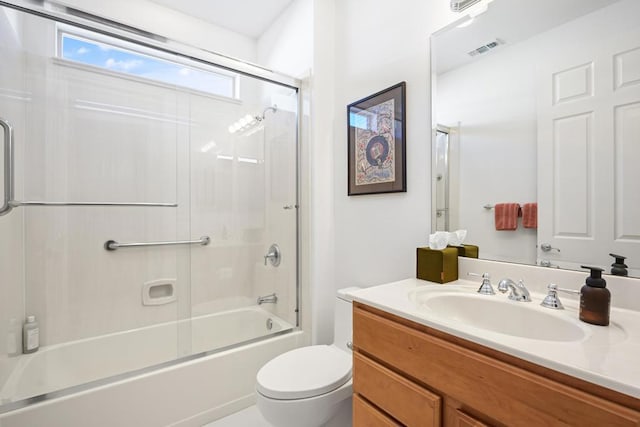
[453,409,489,427]
[353,394,401,427]
[354,305,640,427]
[354,352,441,427]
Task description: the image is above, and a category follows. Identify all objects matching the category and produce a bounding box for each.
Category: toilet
[256,287,360,427]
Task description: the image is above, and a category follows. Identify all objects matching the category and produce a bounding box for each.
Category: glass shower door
[0,2,299,409]
[0,6,188,405]
[187,77,299,355]
[434,128,450,231]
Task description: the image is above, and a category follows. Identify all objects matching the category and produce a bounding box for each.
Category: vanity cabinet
[352,302,640,427]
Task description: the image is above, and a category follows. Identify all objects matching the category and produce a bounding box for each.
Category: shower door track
[0,327,297,415]
[0,0,300,90]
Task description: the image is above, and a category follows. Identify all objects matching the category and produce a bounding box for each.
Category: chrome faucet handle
[541,284,564,309]
[263,243,281,267]
[498,278,532,302]
[468,272,495,295]
[540,283,579,309]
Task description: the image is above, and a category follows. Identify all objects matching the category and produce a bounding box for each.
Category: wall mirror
[431,0,640,277]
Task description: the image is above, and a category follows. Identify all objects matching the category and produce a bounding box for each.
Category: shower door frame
[0,0,303,413]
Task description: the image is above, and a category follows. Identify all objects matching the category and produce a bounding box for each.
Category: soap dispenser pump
[579,266,610,326]
[609,253,628,276]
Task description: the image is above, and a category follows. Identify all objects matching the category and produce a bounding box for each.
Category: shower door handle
[0,117,15,217]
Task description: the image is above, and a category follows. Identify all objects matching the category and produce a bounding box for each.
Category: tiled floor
[203,405,274,427]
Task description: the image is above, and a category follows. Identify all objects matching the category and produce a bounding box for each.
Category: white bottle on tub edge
[23,315,39,354]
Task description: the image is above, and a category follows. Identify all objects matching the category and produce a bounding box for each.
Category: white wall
[436,41,538,265]
[309,0,336,345]
[310,0,457,344]
[257,0,313,79]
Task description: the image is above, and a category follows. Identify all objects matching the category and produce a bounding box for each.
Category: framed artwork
[347,82,406,196]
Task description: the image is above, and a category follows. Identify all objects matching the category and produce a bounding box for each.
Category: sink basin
[410,288,587,342]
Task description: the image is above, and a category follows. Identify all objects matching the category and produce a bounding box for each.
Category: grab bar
[104,236,211,251]
[0,117,177,216]
[1,117,14,216]
[11,201,177,207]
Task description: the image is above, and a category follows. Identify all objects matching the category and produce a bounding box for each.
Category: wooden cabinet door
[354,352,441,427]
[353,394,402,427]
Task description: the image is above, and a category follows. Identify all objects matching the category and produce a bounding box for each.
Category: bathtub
[0,306,305,427]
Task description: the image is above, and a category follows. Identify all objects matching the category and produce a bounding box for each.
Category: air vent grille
[467,39,504,57]
[451,0,482,12]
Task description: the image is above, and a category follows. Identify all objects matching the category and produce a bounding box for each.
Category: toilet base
[256,380,352,427]
[323,397,352,427]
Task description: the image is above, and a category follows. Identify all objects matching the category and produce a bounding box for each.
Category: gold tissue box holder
[447,244,479,259]
[416,247,459,283]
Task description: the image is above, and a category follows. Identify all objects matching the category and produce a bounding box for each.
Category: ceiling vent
[450,0,482,12]
[467,39,504,57]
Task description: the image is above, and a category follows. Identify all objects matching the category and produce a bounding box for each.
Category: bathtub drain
[266,318,273,330]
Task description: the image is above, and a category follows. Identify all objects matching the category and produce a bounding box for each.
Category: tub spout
[257,293,278,305]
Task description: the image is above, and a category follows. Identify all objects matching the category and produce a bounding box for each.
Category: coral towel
[494,203,520,230]
[522,203,538,229]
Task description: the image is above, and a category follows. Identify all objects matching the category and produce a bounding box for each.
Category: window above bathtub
[56,25,240,99]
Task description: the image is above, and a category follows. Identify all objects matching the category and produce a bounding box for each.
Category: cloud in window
[97,42,112,52]
[105,58,144,71]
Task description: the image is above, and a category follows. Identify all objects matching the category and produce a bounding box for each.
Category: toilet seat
[256,345,352,400]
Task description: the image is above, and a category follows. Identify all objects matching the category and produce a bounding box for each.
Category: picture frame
[347,82,406,196]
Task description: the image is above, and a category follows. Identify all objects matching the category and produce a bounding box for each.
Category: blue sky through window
[61,34,235,97]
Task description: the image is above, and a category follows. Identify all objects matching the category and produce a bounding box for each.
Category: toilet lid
[256,345,352,400]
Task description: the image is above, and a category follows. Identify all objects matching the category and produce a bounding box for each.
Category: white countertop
[352,278,640,399]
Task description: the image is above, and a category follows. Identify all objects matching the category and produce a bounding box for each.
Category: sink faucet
[498,278,532,302]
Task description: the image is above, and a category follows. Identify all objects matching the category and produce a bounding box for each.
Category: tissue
[428,231,449,250]
[429,230,467,249]
[448,229,467,246]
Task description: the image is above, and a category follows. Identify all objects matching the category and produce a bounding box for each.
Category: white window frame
[55,24,241,100]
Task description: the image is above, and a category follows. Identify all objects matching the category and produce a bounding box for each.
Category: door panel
[538,27,640,274]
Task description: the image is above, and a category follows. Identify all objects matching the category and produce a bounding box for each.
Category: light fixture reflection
[228,105,277,136]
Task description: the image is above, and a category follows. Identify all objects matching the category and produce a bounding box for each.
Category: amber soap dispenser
[579,266,610,326]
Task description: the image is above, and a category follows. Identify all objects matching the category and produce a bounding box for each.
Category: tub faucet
[257,293,278,305]
[498,278,532,302]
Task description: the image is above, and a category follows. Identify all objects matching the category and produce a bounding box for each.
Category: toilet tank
[333,287,361,352]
